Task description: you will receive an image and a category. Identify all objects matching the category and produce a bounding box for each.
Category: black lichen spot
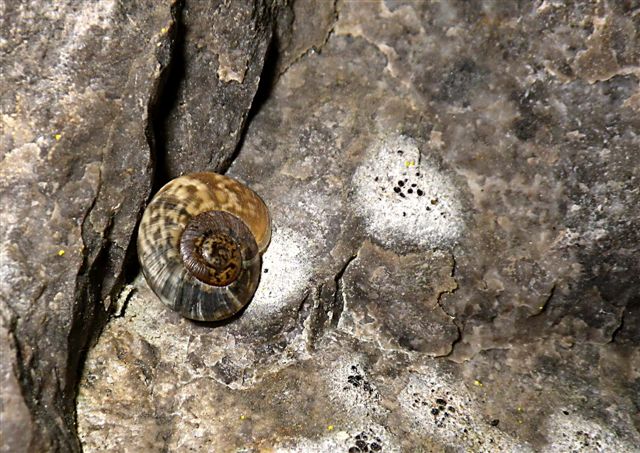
[393,187,401,193]
[513,115,538,141]
[435,398,447,406]
[350,431,382,453]
[348,375,363,387]
[558,61,574,77]
[417,189,424,196]
[490,419,500,427]
[431,408,439,415]
[398,180,405,187]
[407,188,413,194]
[263,268,269,273]
[397,149,403,155]
[348,448,361,453]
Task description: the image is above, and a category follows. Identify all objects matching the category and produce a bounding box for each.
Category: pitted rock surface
[8,0,640,451]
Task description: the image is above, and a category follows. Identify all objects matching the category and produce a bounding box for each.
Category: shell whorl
[137,172,271,321]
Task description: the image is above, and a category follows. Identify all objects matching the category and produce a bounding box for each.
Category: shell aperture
[137,172,271,321]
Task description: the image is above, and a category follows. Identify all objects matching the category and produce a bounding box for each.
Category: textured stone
[1,0,286,450]
[78,1,640,450]
[274,0,338,75]
[158,0,287,179]
[1,1,178,450]
[339,241,458,356]
[15,0,639,450]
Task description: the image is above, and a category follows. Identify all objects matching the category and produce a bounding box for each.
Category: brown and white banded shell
[137,172,271,321]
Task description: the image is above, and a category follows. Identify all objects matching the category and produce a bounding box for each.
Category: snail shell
[137,172,271,321]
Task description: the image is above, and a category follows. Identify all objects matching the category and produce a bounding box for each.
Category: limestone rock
[79,1,640,452]
[79,1,639,450]
[159,0,289,178]
[5,0,640,451]
[0,0,285,450]
[1,1,178,449]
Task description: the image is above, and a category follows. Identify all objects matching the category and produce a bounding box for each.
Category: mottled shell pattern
[137,172,271,321]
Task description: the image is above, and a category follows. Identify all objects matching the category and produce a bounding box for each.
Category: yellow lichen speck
[327,425,334,431]
[54,133,62,141]
[57,249,65,256]
[473,379,483,387]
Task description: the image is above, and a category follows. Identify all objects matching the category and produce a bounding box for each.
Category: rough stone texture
[1,1,177,450]
[339,241,458,356]
[158,0,287,179]
[77,1,640,451]
[0,0,284,451]
[3,0,638,451]
[274,0,338,75]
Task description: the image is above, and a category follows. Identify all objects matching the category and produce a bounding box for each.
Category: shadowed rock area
[2,1,639,452]
[158,0,282,179]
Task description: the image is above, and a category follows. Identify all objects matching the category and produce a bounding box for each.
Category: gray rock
[5,0,640,451]
[339,241,458,356]
[159,0,288,178]
[0,1,179,449]
[78,1,640,451]
[1,0,285,450]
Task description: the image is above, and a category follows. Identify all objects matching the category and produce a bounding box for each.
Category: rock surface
[0,0,284,451]
[1,1,176,450]
[2,0,639,451]
[77,1,640,452]
[159,0,286,179]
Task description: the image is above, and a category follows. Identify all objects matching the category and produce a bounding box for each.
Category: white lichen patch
[243,227,313,319]
[543,411,639,452]
[327,360,385,418]
[399,368,532,452]
[275,424,398,453]
[353,135,464,248]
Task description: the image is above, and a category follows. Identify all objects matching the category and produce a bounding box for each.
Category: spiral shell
[137,172,271,321]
